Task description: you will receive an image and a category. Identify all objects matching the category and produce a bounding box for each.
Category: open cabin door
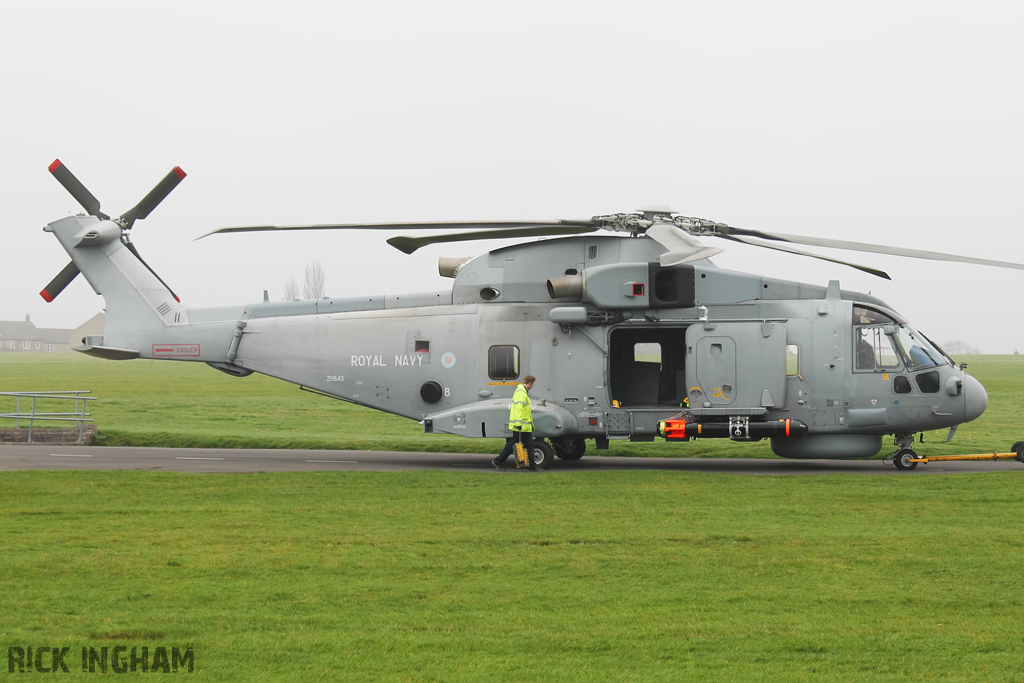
[607,327,687,407]
[685,323,787,416]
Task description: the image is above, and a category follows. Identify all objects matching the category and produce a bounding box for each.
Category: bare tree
[941,339,981,355]
[282,277,299,301]
[303,259,327,300]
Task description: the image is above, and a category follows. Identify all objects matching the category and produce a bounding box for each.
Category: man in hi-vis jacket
[492,374,537,471]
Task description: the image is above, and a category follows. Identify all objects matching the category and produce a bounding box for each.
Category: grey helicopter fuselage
[46,213,987,460]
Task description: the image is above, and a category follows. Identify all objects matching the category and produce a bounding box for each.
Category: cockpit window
[891,325,946,371]
[853,306,900,371]
[853,306,893,325]
[852,306,948,373]
[854,326,901,371]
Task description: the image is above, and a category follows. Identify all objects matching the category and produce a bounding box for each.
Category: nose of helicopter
[963,374,988,423]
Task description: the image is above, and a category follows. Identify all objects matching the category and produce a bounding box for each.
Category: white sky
[3,0,1022,351]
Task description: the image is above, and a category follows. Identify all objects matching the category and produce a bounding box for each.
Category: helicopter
[37,160,1024,470]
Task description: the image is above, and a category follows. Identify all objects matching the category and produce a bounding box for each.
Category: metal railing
[0,391,96,443]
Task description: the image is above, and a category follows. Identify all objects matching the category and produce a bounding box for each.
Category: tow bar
[888,441,1024,470]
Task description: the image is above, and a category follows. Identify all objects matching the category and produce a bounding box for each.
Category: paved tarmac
[1,443,1021,475]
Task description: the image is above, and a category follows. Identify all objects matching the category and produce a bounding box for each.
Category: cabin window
[488,345,520,380]
[414,340,429,353]
[786,344,799,376]
[634,342,662,364]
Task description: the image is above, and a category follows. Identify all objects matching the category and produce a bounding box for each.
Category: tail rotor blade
[40,261,80,302]
[125,242,180,302]
[119,167,187,230]
[48,159,109,220]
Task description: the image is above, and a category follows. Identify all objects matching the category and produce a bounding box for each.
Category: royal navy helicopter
[38,160,1024,470]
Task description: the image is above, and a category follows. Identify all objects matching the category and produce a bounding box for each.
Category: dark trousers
[495,431,535,466]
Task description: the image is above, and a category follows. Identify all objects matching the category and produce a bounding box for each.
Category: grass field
[3,354,1024,681]
[3,469,1024,681]
[2,353,1023,457]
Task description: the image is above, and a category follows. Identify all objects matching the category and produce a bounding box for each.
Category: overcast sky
[3,0,1022,351]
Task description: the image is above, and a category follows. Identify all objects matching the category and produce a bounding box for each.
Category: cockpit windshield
[891,324,947,370]
[852,306,950,372]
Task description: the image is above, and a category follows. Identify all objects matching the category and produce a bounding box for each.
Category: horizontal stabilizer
[73,343,140,360]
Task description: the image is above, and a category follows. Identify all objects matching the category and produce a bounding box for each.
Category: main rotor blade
[197,219,594,241]
[720,225,1024,272]
[719,234,891,280]
[125,242,180,302]
[118,166,187,230]
[48,159,109,220]
[387,225,599,254]
[40,261,81,302]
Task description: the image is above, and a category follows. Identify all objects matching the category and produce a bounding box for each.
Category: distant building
[71,313,105,347]
[0,313,104,353]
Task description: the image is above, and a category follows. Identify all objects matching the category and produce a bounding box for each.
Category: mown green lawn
[3,354,1024,680]
[2,353,1022,457]
[2,469,1023,681]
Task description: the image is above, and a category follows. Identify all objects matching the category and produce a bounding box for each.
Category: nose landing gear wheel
[893,448,919,471]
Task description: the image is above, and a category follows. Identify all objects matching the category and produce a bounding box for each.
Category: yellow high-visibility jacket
[509,383,533,432]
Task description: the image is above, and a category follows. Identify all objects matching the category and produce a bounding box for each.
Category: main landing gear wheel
[1013,441,1024,464]
[532,440,554,470]
[893,448,919,471]
[553,438,586,461]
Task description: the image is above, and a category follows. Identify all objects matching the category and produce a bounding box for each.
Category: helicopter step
[889,441,1024,470]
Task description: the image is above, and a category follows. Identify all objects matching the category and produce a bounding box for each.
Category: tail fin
[45,215,188,352]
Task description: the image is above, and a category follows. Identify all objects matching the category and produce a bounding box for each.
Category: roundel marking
[441,352,456,368]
